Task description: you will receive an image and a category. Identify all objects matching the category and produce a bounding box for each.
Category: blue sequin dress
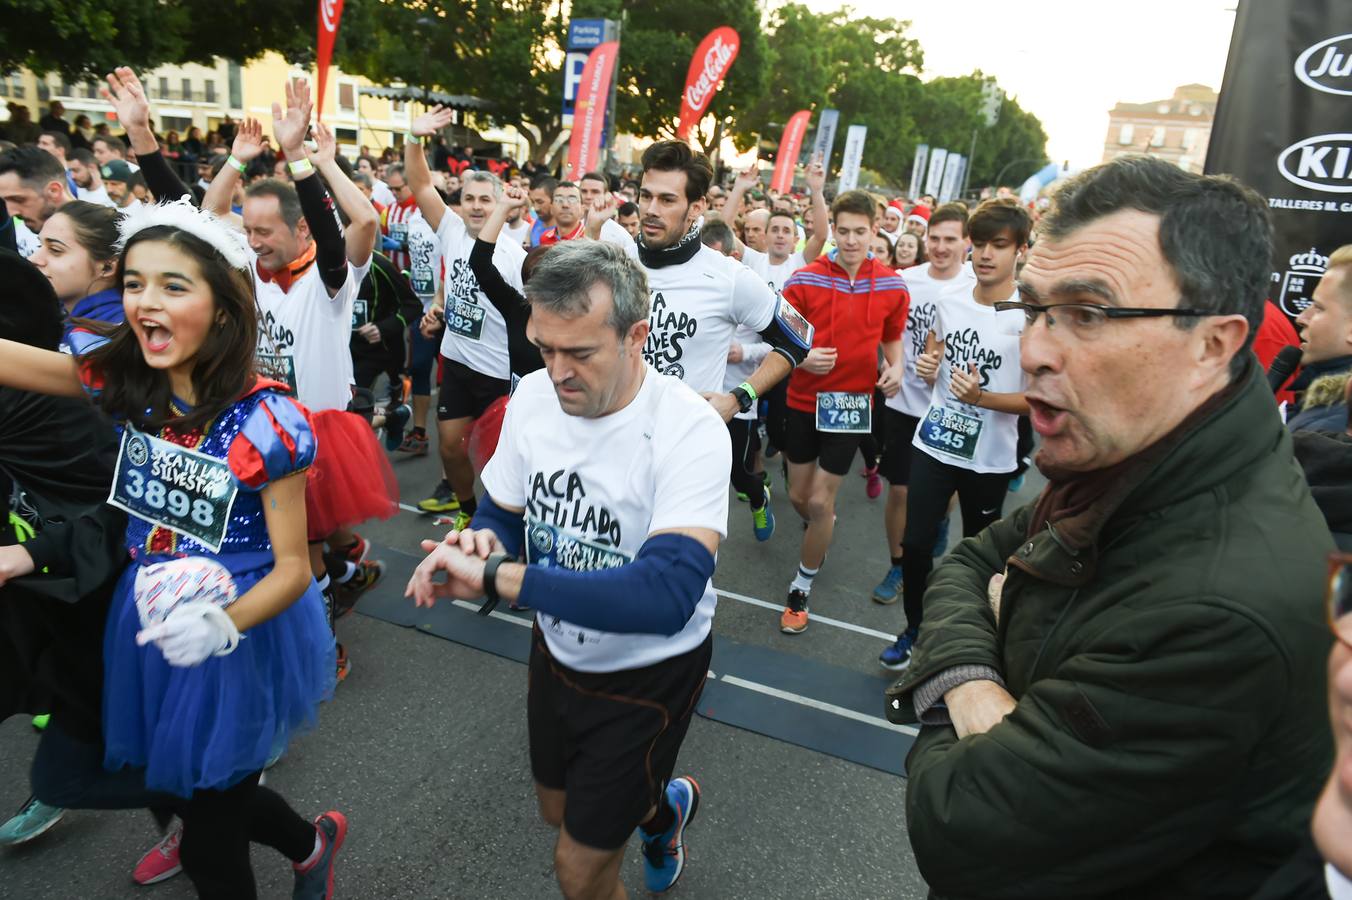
[99,387,336,798]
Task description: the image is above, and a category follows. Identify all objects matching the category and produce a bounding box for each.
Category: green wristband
[225,155,247,174]
[737,381,759,403]
[287,158,314,176]
[404,132,424,145]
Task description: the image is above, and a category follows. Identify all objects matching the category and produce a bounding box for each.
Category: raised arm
[272,79,348,296]
[306,123,377,268]
[101,67,192,203]
[0,339,84,398]
[723,164,759,229]
[202,118,266,217]
[802,155,829,262]
[405,106,455,233]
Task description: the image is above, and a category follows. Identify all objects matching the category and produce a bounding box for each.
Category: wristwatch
[731,381,758,414]
[478,552,513,616]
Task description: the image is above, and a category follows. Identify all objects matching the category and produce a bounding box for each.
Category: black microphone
[1267,345,1302,394]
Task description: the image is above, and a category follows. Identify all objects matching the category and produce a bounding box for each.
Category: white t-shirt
[404,210,442,312]
[78,185,116,208]
[14,219,39,258]
[252,252,371,412]
[741,246,806,296]
[482,366,731,672]
[371,179,396,208]
[435,209,527,379]
[888,264,978,418]
[502,216,532,248]
[627,243,780,394]
[912,286,1026,474]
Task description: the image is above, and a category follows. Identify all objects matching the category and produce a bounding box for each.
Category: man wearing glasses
[886,155,1335,899]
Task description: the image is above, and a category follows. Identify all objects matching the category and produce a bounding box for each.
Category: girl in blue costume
[0,198,347,900]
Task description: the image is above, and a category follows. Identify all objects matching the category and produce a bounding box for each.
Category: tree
[915,73,1049,190]
[0,0,315,79]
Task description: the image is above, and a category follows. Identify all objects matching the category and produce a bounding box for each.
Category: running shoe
[335,644,351,683]
[640,777,701,894]
[133,824,183,885]
[751,488,775,542]
[872,564,903,605]
[0,796,64,846]
[30,713,49,732]
[879,628,919,671]
[780,589,809,634]
[338,534,369,566]
[292,811,348,900]
[417,479,460,514]
[735,491,749,503]
[451,509,472,532]
[396,431,429,456]
[383,403,412,452]
[1007,473,1026,493]
[863,464,883,500]
[334,560,385,619]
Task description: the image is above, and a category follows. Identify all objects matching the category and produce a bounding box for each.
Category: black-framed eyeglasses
[1326,554,1352,650]
[993,300,1221,340]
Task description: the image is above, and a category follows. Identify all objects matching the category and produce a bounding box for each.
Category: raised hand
[230,118,266,163]
[586,192,618,229]
[272,77,313,156]
[501,184,531,211]
[804,154,826,193]
[100,67,152,136]
[305,121,337,167]
[411,105,454,138]
[734,164,760,190]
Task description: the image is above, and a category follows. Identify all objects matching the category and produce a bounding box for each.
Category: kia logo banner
[677,27,740,142]
[316,0,345,119]
[1206,1,1352,319]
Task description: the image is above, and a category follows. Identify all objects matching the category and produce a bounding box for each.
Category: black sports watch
[731,385,755,414]
[479,553,513,616]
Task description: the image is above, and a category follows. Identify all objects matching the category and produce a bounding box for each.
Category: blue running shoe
[0,796,65,846]
[879,628,919,671]
[1007,473,1025,493]
[752,487,775,542]
[383,403,412,452]
[292,810,348,900]
[641,776,701,893]
[871,565,903,605]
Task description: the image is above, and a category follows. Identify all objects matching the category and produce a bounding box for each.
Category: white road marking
[713,673,918,736]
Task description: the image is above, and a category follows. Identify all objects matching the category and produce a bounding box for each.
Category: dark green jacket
[888,366,1335,900]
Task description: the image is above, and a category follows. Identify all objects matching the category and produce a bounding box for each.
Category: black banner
[1205,1,1352,320]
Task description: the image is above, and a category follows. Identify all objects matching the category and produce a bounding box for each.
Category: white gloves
[136,601,241,667]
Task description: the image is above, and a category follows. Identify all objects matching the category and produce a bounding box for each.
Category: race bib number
[526,519,631,573]
[446,299,486,340]
[108,428,239,553]
[389,222,408,251]
[411,264,435,298]
[817,392,871,433]
[351,298,370,330]
[918,406,983,462]
[775,297,815,351]
[256,353,297,394]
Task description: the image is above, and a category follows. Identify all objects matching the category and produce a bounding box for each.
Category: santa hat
[887,199,907,214]
[906,205,931,228]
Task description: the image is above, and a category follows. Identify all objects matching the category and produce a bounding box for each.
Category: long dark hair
[87,225,257,434]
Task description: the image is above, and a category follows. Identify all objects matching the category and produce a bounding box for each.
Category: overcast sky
[791,0,1238,169]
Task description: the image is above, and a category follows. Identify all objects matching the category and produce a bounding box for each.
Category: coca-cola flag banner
[909,144,930,199]
[677,27,740,141]
[771,110,812,194]
[811,108,840,172]
[316,0,345,120]
[566,41,620,181]
[836,124,869,192]
[1205,0,1352,320]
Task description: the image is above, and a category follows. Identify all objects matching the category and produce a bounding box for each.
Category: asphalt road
[0,413,1045,899]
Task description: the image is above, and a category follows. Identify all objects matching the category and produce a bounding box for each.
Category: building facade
[1101,83,1217,174]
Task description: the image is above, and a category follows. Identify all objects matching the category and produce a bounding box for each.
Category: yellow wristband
[287,158,314,176]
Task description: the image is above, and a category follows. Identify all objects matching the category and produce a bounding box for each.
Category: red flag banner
[770,109,811,194]
[316,0,345,120]
[566,41,619,181]
[677,27,740,142]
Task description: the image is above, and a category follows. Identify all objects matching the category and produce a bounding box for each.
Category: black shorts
[436,356,509,421]
[880,408,922,485]
[527,627,711,850]
[782,407,864,477]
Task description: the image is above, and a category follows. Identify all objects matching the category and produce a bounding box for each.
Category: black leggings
[900,448,1012,632]
[727,418,765,507]
[31,722,315,900]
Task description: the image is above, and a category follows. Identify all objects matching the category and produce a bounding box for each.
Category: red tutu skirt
[305,409,399,540]
[466,395,509,472]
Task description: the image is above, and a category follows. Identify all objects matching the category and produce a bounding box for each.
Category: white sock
[790,563,819,594]
[337,561,357,584]
[296,830,323,870]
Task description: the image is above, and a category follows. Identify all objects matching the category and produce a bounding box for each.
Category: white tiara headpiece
[115,197,252,271]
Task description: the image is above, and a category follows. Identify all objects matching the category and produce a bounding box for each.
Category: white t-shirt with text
[435,209,527,379]
[482,366,731,672]
[888,264,978,418]
[741,246,806,296]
